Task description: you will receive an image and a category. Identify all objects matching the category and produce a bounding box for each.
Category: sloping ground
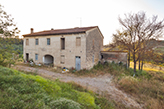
[13,65,143,108]
[0,66,97,109]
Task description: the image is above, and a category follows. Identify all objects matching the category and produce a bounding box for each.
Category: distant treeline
[0,37,23,67]
[0,37,23,55]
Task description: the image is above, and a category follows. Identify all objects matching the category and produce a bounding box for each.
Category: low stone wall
[101,51,128,65]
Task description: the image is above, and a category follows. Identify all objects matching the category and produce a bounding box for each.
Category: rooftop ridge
[23,26,98,37]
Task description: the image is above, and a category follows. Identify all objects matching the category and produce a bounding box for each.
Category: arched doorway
[43,55,54,65]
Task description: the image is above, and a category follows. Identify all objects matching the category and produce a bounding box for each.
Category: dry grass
[130,62,164,73]
[116,70,164,109]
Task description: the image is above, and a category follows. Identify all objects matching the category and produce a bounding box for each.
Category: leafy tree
[0,4,21,67]
[113,11,164,73]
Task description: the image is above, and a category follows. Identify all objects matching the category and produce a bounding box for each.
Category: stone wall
[101,51,128,65]
[23,33,87,69]
[23,27,104,70]
[86,28,103,69]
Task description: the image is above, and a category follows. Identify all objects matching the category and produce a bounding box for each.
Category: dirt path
[13,65,142,108]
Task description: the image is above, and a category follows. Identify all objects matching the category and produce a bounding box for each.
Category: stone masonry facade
[86,28,103,68]
[23,26,104,70]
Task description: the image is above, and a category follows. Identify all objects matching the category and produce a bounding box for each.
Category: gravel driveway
[13,65,142,108]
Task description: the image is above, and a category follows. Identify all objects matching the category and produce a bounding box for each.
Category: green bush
[74,90,96,106]
[49,98,82,109]
[95,97,115,109]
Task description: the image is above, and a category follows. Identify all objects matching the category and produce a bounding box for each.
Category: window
[47,38,50,45]
[76,37,81,46]
[92,40,94,49]
[35,54,38,61]
[60,55,65,64]
[61,38,65,50]
[35,38,39,45]
[92,55,94,63]
[26,39,29,45]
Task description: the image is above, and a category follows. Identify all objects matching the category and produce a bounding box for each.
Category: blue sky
[1,0,164,44]
[145,0,164,12]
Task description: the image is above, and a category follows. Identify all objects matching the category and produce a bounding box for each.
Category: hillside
[11,62,164,109]
[0,37,23,67]
[0,66,119,109]
[0,37,23,54]
[103,39,164,51]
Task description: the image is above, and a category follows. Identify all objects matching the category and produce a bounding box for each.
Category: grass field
[0,66,117,109]
[154,46,164,53]
[130,62,164,73]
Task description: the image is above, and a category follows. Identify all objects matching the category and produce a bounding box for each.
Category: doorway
[75,56,81,71]
[26,53,29,62]
[43,55,54,65]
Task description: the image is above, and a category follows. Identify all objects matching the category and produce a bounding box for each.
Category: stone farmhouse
[23,26,104,70]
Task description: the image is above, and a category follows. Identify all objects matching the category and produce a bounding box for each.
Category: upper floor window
[26,39,29,45]
[61,38,65,50]
[92,40,94,49]
[76,37,81,46]
[47,38,50,45]
[35,38,39,45]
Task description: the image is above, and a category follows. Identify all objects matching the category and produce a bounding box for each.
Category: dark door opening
[26,53,29,62]
[43,55,54,65]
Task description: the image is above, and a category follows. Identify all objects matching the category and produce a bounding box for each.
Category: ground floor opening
[43,55,54,65]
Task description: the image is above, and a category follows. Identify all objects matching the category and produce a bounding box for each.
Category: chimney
[31,28,34,34]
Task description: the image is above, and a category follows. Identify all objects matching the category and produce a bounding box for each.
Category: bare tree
[112,30,132,68]
[113,11,164,73]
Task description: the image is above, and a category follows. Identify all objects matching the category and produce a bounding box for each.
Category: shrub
[73,90,96,107]
[49,98,82,109]
[118,76,139,93]
[95,97,115,109]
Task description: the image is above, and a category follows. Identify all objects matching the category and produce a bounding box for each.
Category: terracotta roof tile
[23,26,98,37]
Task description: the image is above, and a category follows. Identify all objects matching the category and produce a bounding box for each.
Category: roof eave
[23,31,86,37]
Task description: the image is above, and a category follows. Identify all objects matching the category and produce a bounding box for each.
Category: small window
[47,38,50,45]
[35,38,39,45]
[26,39,29,45]
[76,37,81,46]
[61,55,65,64]
[92,40,94,49]
[92,55,94,63]
[61,38,65,50]
[35,54,38,61]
